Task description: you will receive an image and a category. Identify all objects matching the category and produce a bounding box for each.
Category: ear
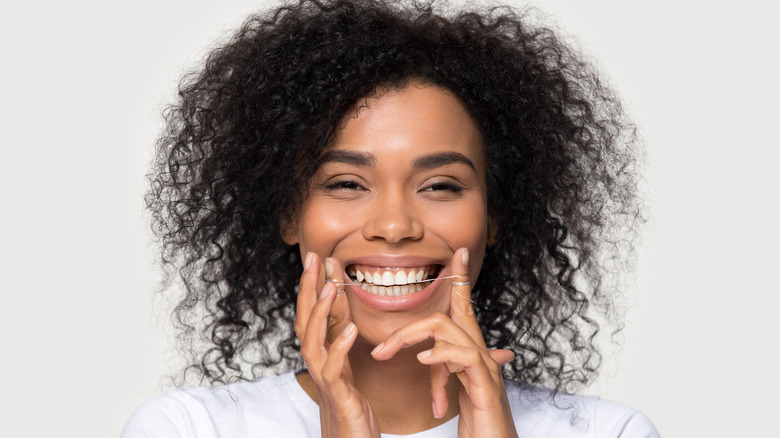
[487,212,499,245]
[280,216,299,246]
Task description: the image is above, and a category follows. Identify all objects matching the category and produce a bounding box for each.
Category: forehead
[324,84,485,170]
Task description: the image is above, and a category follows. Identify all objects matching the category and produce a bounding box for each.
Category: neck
[297,339,460,435]
[352,340,461,433]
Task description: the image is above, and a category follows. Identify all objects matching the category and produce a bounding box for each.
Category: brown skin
[288,84,517,436]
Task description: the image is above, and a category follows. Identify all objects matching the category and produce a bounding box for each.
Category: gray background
[1,0,777,436]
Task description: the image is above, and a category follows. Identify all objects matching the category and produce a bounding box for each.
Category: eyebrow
[413,152,476,172]
[316,150,476,172]
[317,150,377,167]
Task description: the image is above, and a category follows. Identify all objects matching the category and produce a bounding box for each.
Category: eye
[324,178,365,191]
[422,181,464,193]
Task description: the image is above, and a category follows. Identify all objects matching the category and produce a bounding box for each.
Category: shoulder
[504,381,660,438]
[121,372,320,438]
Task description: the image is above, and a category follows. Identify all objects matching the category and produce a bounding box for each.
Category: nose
[361,190,424,243]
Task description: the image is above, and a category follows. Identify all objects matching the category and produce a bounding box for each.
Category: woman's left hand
[371,248,518,438]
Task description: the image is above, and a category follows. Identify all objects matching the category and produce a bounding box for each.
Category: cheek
[429,204,488,278]
[428,202,489,245]
[296,202,356,254]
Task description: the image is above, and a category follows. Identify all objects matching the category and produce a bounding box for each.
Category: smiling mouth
[345,264,443,297]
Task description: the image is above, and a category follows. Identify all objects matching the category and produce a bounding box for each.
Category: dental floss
[453,290,475,303]
[325,278,346,294]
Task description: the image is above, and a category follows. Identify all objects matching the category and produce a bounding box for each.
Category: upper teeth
[352,267,428,286]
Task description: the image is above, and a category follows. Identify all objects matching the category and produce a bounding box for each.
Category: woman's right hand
[295,252,381,437]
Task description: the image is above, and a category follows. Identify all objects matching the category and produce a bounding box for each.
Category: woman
[125,0,657,436]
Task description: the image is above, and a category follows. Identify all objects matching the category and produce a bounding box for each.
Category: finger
[371,313,476,360]
[300,281,339,374]
[487,349,515,367]
[320,322,358,390]
[319,323,364,423]
[417,341,498,402]
[325,257,352,342]
[429,363,450,419]
[324,256,345,289]
[449,248,485,348]
[295,252,319,340]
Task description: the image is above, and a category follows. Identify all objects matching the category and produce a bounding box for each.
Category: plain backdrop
[1,0,777,436]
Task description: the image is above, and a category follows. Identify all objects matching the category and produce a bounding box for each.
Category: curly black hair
[147,0,643,392]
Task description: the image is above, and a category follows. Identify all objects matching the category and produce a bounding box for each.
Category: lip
[341,255,448,312]
[341,255,446,269]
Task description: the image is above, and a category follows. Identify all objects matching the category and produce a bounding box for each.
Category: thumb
[449,247,474,318]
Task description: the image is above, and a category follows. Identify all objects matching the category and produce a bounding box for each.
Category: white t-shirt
[122,372,659,437]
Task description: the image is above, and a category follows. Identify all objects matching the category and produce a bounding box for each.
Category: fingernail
[325,258,334,277]
[342,322,356,337]
[417,349,432,360]
[304,252,313,270]
[319,282,334,299]
[371,342,384,356]
[432,401,441,419]
[461,248,469,266]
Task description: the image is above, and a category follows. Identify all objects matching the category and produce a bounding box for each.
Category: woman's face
[289,83,489,344]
